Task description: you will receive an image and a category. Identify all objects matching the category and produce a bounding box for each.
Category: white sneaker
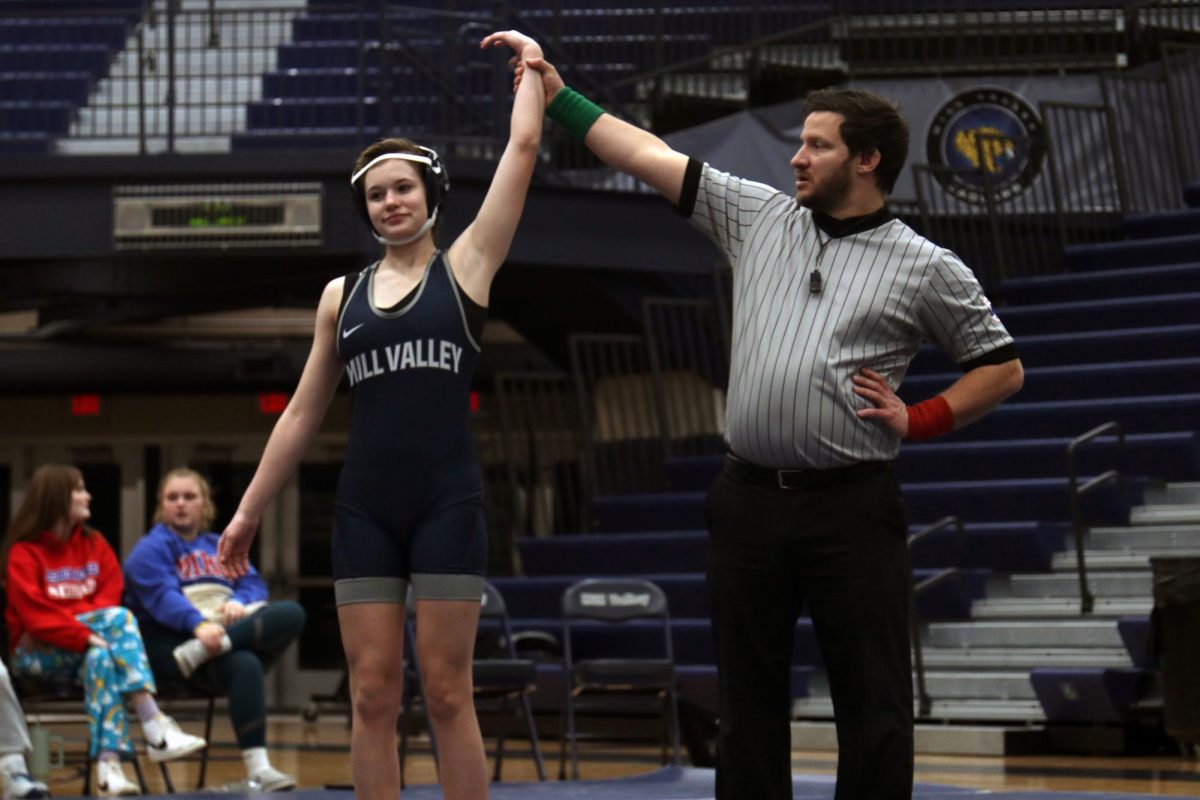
[95,759,139,797]
[143,714,207,763]
[249,766,296,792]
[1,772,50,800]
[171,639,211,679]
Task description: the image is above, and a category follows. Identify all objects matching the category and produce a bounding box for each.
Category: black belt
[725,453,891,489]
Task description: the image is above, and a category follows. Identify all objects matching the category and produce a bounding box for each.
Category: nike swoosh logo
[342,323,365,338]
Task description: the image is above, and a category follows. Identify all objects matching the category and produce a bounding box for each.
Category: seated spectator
[0,658,50,799]
[3,464,206,797]
[124,468,304,792]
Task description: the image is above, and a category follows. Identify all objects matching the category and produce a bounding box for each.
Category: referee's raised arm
[521,56,690,204]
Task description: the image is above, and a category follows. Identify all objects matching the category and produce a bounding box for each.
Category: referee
[520,58,1023,800]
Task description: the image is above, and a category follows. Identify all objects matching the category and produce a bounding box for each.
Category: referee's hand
[852,367,908,437]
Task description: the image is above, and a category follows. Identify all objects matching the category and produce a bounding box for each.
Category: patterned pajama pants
[12,607,157,757]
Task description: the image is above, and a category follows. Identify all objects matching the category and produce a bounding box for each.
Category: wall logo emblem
[926,88,1045,205]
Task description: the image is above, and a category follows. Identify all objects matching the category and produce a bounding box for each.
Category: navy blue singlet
[331,251,487,602]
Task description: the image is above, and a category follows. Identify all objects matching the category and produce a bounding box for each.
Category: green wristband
[546,87,605,142]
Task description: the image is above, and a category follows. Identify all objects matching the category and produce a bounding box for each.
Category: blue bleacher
[1063,233,1200,272]
[0,101,74,135]
[0,133,52,155]
[520,530,711,576]
[0,44,112,75]
[262,66,492,99]
[1031,668,1147,723]
[996,292,1200,337]
[0,72,91,105]
[592,475,1140,532]
[1002,261,1200,305]
[230,128,384,151]
[909,324,1200,374]
[519,520,1068,575]
[942,393,1200,441]
[663,431,1200,488]
[902,358,1200,404]
[0,5,139,155]
[245,96,473,131]
[1124,208,1200,240]
[276,40,442,70]
[291,11,451,42]
[0,17,127,47]
[0,0,141,12]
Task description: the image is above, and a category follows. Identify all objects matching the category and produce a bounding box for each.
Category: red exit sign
[258,393,289,415]
[70,394,101,417]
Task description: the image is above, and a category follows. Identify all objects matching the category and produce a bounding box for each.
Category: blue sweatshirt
[123,522,268,634]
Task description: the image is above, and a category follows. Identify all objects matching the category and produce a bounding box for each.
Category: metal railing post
[1066,421,1126,616]
[907,515,966,719]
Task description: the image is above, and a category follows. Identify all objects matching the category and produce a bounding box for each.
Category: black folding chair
[398,582,547,785]
[559,577,681,780]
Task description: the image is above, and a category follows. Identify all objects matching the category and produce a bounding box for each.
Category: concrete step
[55,136,230,155]
[1131,504,1200,526]
[1050,549,1199,571]
[1143,482,1200,505]
[925,620,1122,648]
[919,647,1131,670]
[153,0,306,9]
[637,73,747,102]
[920,670,1036,701]
[709,43,846,72]
[109,49,280,76]
[1087,524,1200,550]
[794,696,1045,723]
[791,721,1042,756]
[971,597,1152,618]
[91,76,264,105]
[1008,571,1151,598]
[71,106,245,136]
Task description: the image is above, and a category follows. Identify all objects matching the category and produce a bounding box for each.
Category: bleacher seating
[0,5,138,154]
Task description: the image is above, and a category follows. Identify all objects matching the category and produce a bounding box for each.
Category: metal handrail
[1066,421,1126,615]
[907,515,965,719]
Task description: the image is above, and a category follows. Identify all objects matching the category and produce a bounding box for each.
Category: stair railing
[1066,421,1126,616]
[907,515,965,719]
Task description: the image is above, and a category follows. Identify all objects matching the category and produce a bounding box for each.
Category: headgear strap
[350,146,449,245]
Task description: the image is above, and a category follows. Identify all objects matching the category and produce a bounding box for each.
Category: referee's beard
[797,158,854,216]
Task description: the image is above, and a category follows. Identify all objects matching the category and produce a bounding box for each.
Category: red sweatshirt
[5,527,125,653]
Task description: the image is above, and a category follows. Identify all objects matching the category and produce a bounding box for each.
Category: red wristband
[905,395,954,441]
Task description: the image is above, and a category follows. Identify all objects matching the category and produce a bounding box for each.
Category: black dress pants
[707,457,914,800]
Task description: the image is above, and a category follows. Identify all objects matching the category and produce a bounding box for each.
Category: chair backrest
[479,581,508,619]
[478,581,518,660]
[405,582,514,659]
[561,577,670,622]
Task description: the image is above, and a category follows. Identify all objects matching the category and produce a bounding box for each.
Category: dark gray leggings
[142,601,306,749]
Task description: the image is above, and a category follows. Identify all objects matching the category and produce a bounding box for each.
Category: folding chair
[398,581,547,785]
[559,577,681,780]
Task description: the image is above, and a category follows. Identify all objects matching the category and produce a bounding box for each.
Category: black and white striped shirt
[682,162,1014,468]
